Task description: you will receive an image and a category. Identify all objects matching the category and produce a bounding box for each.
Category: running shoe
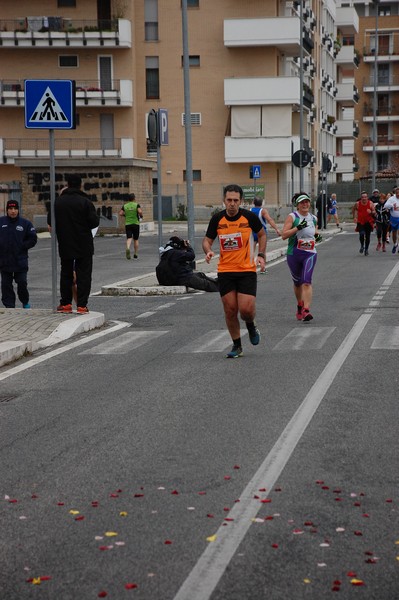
[77,306,89,314]
[382,244,386,252]
[57,304,72,314]
[302,309,313,322]
[133,254,138,259]
[23,303,31,309]
[376,242,381,251]
[392,244,397,254]
[296,302,304,320]
[359,246,364,254]
[247,325,261,346]
[226,345,243,359]
[365,249,369,256]
[126,248,131,260]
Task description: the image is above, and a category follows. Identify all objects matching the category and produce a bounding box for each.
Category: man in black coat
[0,199,37,308]
[52,174,99,314]
[156,236,218,292]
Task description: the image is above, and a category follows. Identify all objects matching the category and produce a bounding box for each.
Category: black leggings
[357,222,373,250]
[375,222,389,242]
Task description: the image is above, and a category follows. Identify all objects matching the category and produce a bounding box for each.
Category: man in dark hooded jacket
[156,236,218,292]
[0,199,37,308]
[51,174,99,314]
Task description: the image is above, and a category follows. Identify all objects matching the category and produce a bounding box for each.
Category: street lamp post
[299,0,304,190]
[372,0,379,191]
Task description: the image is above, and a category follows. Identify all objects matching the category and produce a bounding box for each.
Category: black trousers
[1,270,29,308]
[357,222,373,250]
[60,255,93,307]
[184,272,219,292]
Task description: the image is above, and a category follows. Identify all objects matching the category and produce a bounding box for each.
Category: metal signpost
[25,79,76,310]
[148,108,169,252]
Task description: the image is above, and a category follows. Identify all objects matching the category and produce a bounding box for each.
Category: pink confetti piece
[224,476,231,480]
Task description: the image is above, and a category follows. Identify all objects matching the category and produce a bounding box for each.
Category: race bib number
[219,232,243,252]
[297,238,315,252]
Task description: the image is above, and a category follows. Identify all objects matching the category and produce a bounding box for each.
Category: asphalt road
[1,229,398,600]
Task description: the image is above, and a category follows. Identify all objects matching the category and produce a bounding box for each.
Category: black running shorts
[217,272,257,297]
[125,224,140,240]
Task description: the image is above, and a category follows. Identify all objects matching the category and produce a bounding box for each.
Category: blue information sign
[250,165,261,179]
[25,80,76,129]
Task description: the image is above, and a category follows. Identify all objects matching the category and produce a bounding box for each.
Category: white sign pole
[49,129,57,311]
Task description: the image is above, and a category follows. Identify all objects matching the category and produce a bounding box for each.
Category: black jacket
[0,214,37,272]
[157,246,195,285]
[52,187,99,259]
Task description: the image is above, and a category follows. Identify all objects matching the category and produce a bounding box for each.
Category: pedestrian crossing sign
[25,80,76,129]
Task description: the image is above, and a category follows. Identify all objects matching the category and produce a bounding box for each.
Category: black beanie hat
[6,199,19,210]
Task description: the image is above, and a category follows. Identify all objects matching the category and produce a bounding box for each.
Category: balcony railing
[363,104,399,116]
[362,32,399,59]
[362,134,399,149]
[0,18,131,48]
[1,137,131,163]
[0,79,132,107]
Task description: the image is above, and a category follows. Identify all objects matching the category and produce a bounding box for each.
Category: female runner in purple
[281,193,320,321]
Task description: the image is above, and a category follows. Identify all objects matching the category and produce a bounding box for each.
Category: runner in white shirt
[383,187,399,254]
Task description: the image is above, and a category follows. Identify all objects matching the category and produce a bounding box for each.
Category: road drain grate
[0,395,17,403]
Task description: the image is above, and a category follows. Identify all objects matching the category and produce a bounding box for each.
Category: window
[379,5,391,16]
[145,0,158,41]
[182,112,201,126]
[377,64,390,85]
[187,0,199,6]
[58,0,76,6]
[59,55,78,67]
[377,153,388,171]
[183,170,201,181]
[181,55,200,67]
[146,56,159,99]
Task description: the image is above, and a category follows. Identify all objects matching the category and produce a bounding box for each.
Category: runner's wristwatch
[257,253,265,259]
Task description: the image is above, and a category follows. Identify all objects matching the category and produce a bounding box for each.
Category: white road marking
[273,327,336,351]
[79,330,168,355]
[136,311,156,319]
[173,260,399,600]
[0,321,130,382]
[371,326,399,349]
[176,330,248,353]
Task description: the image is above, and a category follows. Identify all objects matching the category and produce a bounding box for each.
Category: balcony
[224,77,301,106]
[335,119,359,137]
[335,6,359,34]
[363,104,399,122]
[0,79,133,107]
[0,137,134,164]
[0,18,131,48]
[335,45,360,67]
[336,82,359,103]
[224,17,302,55]
[362,135,399,152]
[335,155,356,173]
[363,76,399,93]
[225,136,300,163]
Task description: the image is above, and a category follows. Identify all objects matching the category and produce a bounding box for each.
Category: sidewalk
[0,226,343,367]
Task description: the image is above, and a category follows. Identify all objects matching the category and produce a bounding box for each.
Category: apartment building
[0,1,369,226]
[352,0,399,181]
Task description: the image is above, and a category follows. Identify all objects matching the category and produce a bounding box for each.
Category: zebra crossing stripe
[273,327,336,351]
[371,326,399,349]
[79,331,168,355]
[176,329,248,353]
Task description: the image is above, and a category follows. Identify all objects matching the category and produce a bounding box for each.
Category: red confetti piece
[354,502,361,507]
[332,586,340,592]
[364,551,373,556]
[57,502,64,506]
[274,487,282,492]
[321,486,330,490]
[234,499,240,503]
[224,518,234,522]
[333,580,342,586]
[347,572,357,577]
[386,498,393,503]
[75,516,85,521]
[134,494,144,498]
[359,492,366,497]
[92,501,99,507]
[31,494,38,499]
[110,493,119,498]
[354,531,363,536]
[304,521,314,526]
[99,546,110,551]
[333,489,342,494]
[258,488,267,492]
[223,507,230,512]
[224,476,231,480]
[26,576,52,583]
[265,516,274,521]
[335,498,343,502]
[207,514,214,518]
[198,491,206,495]
[351,579,365,586]
[8,499,18,503]
[365,558,377,564]
[125,583,138,590]
[316,480,324,484]
[362,513,370,518]
[171,490,179,495]
[98,592,108,598]
[260,498,271,503]
[116,489,123,493]
[233,465,240,469]
[253,495,260,500]
[164,540,172,545]
[271,543,279,548]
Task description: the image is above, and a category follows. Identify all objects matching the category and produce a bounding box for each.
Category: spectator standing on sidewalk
[327,193,341,228]
[0,199,37,308]
[50,174,99,314]
[202,184,266,358]
[119,193,143,260]
[382,187,399,254]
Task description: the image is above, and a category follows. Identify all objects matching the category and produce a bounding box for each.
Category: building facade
[2,1,396,224]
